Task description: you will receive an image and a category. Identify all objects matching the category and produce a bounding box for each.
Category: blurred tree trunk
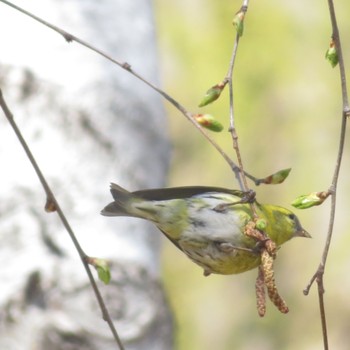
[0,0,173,349]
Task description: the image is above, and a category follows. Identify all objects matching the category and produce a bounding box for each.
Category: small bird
[101,184,310,276]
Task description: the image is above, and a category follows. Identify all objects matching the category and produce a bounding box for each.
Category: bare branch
[225,2,249,191]
[304,1,349,349]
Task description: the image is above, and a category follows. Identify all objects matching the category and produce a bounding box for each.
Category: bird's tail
[101,183,138,217]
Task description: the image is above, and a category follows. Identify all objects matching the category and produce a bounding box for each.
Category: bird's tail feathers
[101,183,138,217]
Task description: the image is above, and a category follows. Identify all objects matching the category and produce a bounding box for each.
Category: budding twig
[303,1,349,349]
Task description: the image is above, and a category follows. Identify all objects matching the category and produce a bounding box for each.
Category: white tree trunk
[0,1,173,349]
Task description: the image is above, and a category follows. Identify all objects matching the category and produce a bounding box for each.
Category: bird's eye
[288,213,296,220]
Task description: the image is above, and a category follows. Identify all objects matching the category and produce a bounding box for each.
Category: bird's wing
[131,186,246,201]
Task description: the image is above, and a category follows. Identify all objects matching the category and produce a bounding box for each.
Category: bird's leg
[213,189,256,212]
[214,241,257,254]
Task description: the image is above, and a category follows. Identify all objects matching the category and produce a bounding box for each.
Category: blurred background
[154,0,350,349]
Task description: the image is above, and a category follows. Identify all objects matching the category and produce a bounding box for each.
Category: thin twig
[317,275,329,350]
[224,2,260,219]
[226,37,244,190]
[220,0,285,189]
[0,0,241,179]
[0,89,125,350]
[303,1,349,349]
[224,2,250,192]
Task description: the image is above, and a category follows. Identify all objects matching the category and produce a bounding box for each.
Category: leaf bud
[256,218,267,231]
[198,82,225,107]
[87,257,111,284]
[325,39,338,68]
[232,11,245,37]
[260,168,291,185]
[194,114,224,132]
[291,191,329,209]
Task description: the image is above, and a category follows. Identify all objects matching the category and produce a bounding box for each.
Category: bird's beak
[296,228,312,238]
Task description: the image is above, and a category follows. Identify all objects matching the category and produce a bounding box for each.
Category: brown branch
[224,1,262,221]
[303,1,349,349]
[226,2,250,191]
[0,89,125,350]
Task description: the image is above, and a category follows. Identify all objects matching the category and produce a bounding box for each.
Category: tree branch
[303,1,349,349]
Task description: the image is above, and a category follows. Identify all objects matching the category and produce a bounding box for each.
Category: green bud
[198,82,225,107]
[87,257,111,284]
[194,114,224,132]
[325,40,338,68]
[256,218,267,231]
[261,168,291,185]
[292,191,328,209]
[232,11,245,37]
[97,265,111,285]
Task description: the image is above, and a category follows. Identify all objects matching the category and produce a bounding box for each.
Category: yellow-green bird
[101,184,310,276]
